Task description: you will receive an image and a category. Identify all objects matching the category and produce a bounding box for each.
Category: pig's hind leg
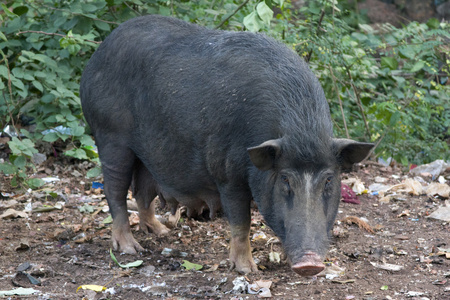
[131,159,170,236]
[98,140,144,254]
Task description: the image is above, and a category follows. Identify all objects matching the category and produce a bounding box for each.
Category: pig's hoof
[291,252,325,276]
[231,259,259,274]
[112,235,144,254]
[141,219,170,236]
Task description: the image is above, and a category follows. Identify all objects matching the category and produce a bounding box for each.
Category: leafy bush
[0,0,285,187]
[291,0,449,165]
[0,0,448,188]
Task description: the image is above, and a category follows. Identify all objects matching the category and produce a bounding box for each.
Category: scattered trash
[332,279,355,284]
[181,260,203,271]
[248,280,272,297]
[15,239,30,251]
[388,178,423,196]
[374,176,387,183]
[76,285,106,293]
[341,184,360,204]
[436,247,450,259]
[42,125,71,135]
[426,182,450,198]
[161,248,188,258]
[232,276,248,293]
[341,216,374,233]
[380,285,389,290]
[252,231,267,241]
[342,178,368,195]
[41,177,60,183]
[370,262,404,272]
[92,182,104,189]
[0,192,15,198]
[13,271,41,286]
[269,251,281,263]
[17,262,31,272]
[406,291,424,297]
[110,249,143,268]
[0,208,28,219]
[368,183,391,194]
[0,287,39,296]
[409,159,450,179]
[2,125,25,138]
[427,203,450,222]
[318,263,345,280]
[397,210,410,218]
[378,157,392,167]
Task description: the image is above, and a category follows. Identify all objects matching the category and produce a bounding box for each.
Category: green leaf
[110,249,143,268]
[102,215,113,224]
[243,11,263,32]
[256,2,273,26]
[410,61,425,73]
[82,4,98,12]
[380,285,388,290]
[0,31,7,42]
[0,162,17,175]
[182,260,203,271]
[26,178,45,189]
[13,155,27,168]
[70,126,85,137]
[65,148,89,160]
[80,135,95,147]
[82,146,99,159]
[32,80,43,92]
[93,20,110,31]
[1,4,18,18]
[41,94,55,103]
[13,6,28,16]
[87,166,102,178]
[42,132,59,142]
[79,204,94,213]
[381,57,398,70]
[398,47,415,59]
[426,18,439,29]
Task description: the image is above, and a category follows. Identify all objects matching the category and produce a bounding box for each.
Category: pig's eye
[281,175,291,194]
[325,176,333,188]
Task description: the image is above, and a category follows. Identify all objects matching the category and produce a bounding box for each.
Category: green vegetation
[1,0,449,187]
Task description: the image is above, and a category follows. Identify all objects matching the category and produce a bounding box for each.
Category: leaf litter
[0,159,449,298]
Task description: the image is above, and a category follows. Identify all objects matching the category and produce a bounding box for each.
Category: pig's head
[247,137,373,276]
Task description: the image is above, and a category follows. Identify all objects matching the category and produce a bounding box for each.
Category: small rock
[31,153,47,165]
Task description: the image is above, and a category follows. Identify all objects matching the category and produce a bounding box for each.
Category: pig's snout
[291,252,325,276]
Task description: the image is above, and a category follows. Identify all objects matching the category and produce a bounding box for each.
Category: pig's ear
[247,139,282,171]
[333,138,374,170]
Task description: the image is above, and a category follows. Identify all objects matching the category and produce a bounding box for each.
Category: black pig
[80,15,373,276]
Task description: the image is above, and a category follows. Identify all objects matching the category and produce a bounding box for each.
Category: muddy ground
[0,158,449,299]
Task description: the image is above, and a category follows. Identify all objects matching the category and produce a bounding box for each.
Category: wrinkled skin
[80,15,373,276]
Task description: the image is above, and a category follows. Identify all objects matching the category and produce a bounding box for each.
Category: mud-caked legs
[219,186,258,274]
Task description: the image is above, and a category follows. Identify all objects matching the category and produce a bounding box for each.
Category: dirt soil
[0,158,449,300]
